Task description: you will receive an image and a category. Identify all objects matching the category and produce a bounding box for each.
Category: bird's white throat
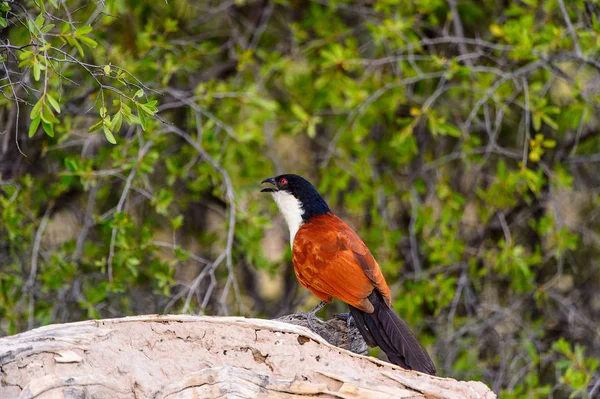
[271,191,304,247]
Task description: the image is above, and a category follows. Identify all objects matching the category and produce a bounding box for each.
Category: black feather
[349,306,377,347]
[350,291,436,375]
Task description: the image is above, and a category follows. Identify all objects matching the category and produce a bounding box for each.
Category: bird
[261,173,436,375]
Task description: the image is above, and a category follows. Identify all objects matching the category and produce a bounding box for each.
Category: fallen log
[0,315,495,398]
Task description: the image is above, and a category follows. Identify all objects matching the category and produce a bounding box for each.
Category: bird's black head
[261,174,330,222]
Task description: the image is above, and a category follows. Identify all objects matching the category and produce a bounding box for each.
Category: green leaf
[41,23,55,33]
[154,189,174,215]
[46,93,61,114]
[541,114,558,130]
[64,157,79,172]
[27,19,35,35]
[75,26,93,36]
[88,120,103,133]
[73,39,84,58]
[41,121,54,138]
[112,111,123,133]
[0,16,7,28]
[173,247,190,262]
[18,58,32,68]
[529,150,540,162]
[142,100,158,113]
[440,122,462,137]
[28,117,41,138]
[128,114,141,125]
[35,15,45,29]
[307,119,317,138]
[18,51,34,61]
[171,215,184,230]
[134,89,145,98]
[104,65,111,75]
[103,114,112,130]
[30,98,43,119]
[33,62,41,81]
[291,104,309,121]
[137,104,147,130]
[41,105,59,124]
[79,36,98,48]
[139,103,157,116]
[121,106,133,123]
[533,114,541,131]
[103,125,117,144]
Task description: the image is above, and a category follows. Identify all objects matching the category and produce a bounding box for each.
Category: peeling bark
[0,315,495,398]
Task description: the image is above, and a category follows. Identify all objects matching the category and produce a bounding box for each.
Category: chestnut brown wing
[292,214,391,312]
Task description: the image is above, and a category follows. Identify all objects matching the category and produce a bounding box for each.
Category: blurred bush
[1,0,599,396]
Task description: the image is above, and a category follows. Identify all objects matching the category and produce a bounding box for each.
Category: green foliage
[553,338,599,397]
[1,0,600,397]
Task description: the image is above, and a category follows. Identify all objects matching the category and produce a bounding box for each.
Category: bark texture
[0,315,495,399]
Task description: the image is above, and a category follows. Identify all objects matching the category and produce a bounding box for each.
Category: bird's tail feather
[350,291,436,375]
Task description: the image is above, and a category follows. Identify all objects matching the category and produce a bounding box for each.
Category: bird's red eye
[279,178,287,185]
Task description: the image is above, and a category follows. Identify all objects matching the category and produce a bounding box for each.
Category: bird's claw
[294,301,327,331]
[334,312,350,321]
[293,309,320,331]
[334,312,353,329]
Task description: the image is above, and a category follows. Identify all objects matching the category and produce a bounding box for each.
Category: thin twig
[497,211,512,246]
[0,46,25,156]
[322,72,446,167]
[163,123,240,314]
[446,0,472,66]
[25,200,54,330]
[152,241,211,265]
[73,183,99,262]
[556,0,582,57]
[26,201,54,291]
[409,187,422,274]
[106,140,153,283]
[521,77,530,167]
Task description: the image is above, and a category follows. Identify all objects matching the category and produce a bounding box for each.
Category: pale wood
[0,315,495,399]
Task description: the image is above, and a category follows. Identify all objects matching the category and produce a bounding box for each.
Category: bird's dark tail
[349,291,436,375]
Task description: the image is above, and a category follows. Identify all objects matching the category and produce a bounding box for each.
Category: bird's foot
[334,312,354,329]
[308,300,327,315]
[334,312,350,321]
[295,301,327,331]
[293,309,310,320]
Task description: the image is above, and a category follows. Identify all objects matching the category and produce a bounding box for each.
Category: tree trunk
[0,315,495,398]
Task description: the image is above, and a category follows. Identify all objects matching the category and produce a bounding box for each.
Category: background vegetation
[1,0,600,397]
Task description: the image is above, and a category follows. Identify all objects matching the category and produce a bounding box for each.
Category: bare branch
[25,200,54,329]
[556,0,583,57]
[106,139,153,283]
[446,0,472,66]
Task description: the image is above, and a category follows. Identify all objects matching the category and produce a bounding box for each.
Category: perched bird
[261,174,436,375]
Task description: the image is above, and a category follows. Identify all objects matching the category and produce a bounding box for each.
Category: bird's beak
[261,177,278,193]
